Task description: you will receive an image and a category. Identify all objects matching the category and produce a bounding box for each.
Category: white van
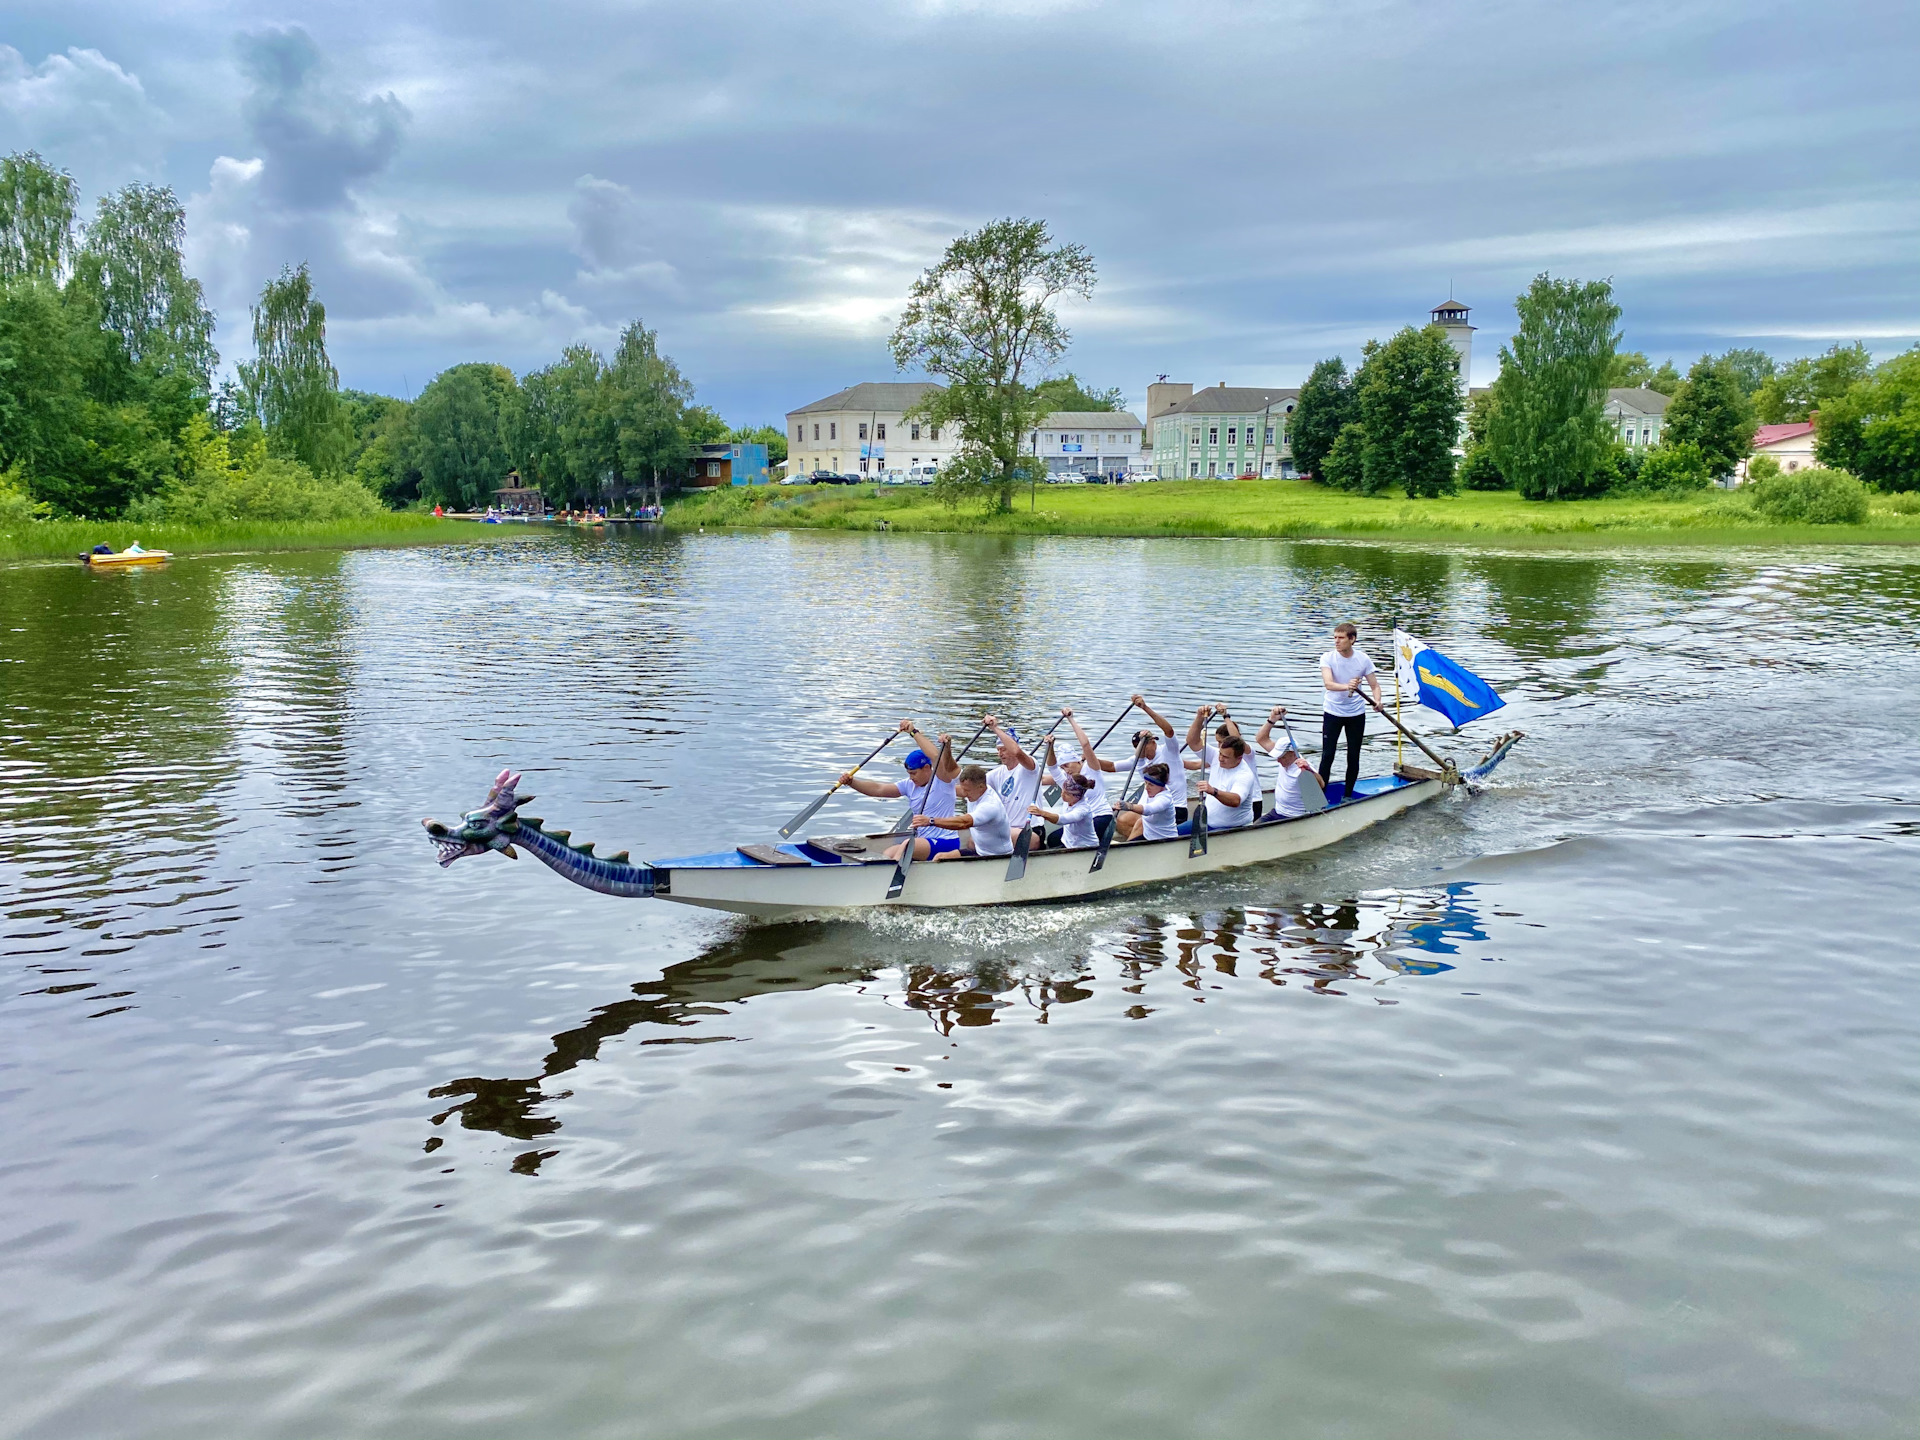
[907,464,940,485]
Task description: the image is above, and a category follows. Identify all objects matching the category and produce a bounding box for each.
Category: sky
[2,0,1916,422]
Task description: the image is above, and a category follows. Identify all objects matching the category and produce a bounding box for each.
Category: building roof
[1042,411,1143,428]
[789,381,943,415]
[1431,300,1471,315]
[1752,421,1816,449]
[1157,385,1300,417]
[1607,387,1672,415]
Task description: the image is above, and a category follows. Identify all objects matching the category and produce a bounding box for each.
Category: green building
[1150,385,1301,479]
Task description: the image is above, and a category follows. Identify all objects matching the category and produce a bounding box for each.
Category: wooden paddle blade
[1088,827,1115,873]
[1188,802,1209,857]
[1004,824,1035,881]
[777,788,834,839]
[1295,770,1328,814]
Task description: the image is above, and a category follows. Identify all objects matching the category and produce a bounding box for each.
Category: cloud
[0,44,167,185]
[566,175,679,289]
[235,27,406,215]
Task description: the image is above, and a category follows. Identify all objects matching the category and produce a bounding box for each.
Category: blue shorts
[924,834,962,858]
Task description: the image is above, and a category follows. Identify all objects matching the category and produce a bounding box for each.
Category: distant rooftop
[1607,387,1672,414]
[1752,421,1816,449]
[1042,411,1143,428]
[1158,385,1300,417]
[789,381,944,415]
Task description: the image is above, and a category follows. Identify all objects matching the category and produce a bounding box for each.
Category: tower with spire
[1430,297,1474,391]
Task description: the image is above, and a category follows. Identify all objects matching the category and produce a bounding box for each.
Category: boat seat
[736,844,809,866]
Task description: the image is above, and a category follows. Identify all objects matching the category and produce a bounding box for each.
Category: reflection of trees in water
[1470,554,1611,660]
[441,886,1494,1170]
[1286,544,1457,634]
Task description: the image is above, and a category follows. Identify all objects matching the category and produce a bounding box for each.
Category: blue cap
[904,749,931,770]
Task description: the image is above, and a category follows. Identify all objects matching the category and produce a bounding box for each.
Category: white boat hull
[660,777,1444,920]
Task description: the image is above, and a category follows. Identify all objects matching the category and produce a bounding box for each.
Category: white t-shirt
[1048,762,1113,817]
[897,771,957,820]
[1138,733,1187,805]
[1263,742,1315,818]
[1051,793,1100,849]
[961,787,1013,857]
[1138,788,1180,841]
[1202,743,1258,830]
[1322,648,1377,717]
[986,760,1040,829]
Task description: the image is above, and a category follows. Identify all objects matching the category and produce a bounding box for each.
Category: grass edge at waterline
[661,478,1920,547]
[0,513,505,564]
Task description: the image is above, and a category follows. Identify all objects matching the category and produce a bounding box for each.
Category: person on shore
[918,765,1013,858]
[1320,622,1383,799]
[1187,704,1258,831]
[982,714,1043,851]
[1255,706,1320,820]
[1029,772,1101,850]
[837,719,960,862]
[1113,762,1180,841]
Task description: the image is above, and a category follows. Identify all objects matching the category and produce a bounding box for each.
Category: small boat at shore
[80,543,171,568]
[424,732,1524,920]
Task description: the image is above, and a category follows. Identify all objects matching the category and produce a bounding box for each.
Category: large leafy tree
[1664,356,1755,479]
[510,345,613,504]
[1752,342,1875,424]
[1715,347,1777,398]
[70,184,217,392]
[1291,356,1357,482]
[1488,274,1622,500]
[606,319,691,496]
[1815,346,1920,491]
[1032,372,1123,414]
[1359,324,1463,498]
[238,264,351,474]
[890,217,1094,512]
[0,151,80,285]
[407,364,516,509]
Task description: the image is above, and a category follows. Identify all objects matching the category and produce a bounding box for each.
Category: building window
[1189,461,1200,477]
[1226,427,1237,445]
[876,423,886,440]
[795,424,804,441]
[929,426,940,441]
[1264,426,1275,445]
[1208,427,1218,445]
[812,424,820,441]
[1190,428,1200,445]
[829,422,837,440]
[1044,433,1054,443]
[910,424,921,441]
[858,423,868,440]
[1207,461,1217,476]
[1262,460,1273,476]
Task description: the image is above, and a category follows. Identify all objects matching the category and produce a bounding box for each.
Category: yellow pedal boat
[81,544,172,568]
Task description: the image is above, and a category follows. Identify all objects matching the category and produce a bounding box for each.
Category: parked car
[906,466,939,485]
[808,470,839,483]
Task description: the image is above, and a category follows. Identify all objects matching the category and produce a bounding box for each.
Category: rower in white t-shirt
[1099,694,1193,840]
[922,765,1013,858]
[1255,706,1324,819]
[1185,703,1257,830]
[837,719,961,861]
[1113,761,1182,841]
[1028,772,1101,849]
[981,714,1044,848]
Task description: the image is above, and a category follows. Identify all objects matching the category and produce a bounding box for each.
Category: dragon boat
[423,732,1524,920]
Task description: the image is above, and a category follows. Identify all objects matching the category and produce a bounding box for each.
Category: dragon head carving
[423,768,531,867]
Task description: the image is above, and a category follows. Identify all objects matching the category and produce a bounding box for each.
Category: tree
[407,364,516,510]
[606,319,692,497]
[1032,372,1124,414]
[1487,274,1622,500]
[889,217,1094,512]
[238,264,351,474]
[1291,356,1357,482]
[1634,441,1713,492]
[1715,347,1776,397]
[1664,355,1755,479]
[1319,422,1367,492]
[680,404,728,444]
[0,151,80,285]
[1609,351,1653,389]
[1457,443,1507,490]
[510,346,605,503]
[1647,359,1682,395]
[1815,346,1920,491]
[1357,325,1462,498]
[1753,342,1875,423]
[69,184,217,392]
[731,423,787,466]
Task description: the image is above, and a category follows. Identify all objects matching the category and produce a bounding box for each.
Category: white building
[1430,299,1474,389]
[1029,411,1145,478]
[785,382,960,478]
[1737,421,1818,482]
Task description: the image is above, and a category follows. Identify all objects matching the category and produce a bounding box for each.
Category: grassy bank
[0,513,501,564]
[664,479,1920,547]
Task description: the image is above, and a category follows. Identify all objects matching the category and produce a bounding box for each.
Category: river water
[1,529,1915,1439]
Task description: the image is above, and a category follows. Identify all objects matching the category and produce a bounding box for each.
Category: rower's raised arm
[1185,705,1211,754]
[1134,693,1176,738]
[933,732,959,782]
[1066,710,1103,768]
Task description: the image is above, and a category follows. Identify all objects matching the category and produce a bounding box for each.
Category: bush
[1627,442,1714,494]
[1878,491,1920,515]
[1319,422,1368,492]
[1456,443,1506,490]
[1746,466,1869,524]
[1745,453,1781,484]
[129,455,383,524]
[0,461,52,526]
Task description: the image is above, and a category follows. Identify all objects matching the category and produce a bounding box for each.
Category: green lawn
[665,478,1920,547]
[0,513,505,565]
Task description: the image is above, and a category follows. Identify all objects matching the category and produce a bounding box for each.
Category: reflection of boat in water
[80,542,171,568]
[423,734,1524,920]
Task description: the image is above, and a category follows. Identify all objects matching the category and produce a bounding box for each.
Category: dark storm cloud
[3,0,1916,414]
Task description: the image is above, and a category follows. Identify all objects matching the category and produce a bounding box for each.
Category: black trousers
[1320,711,1366,794]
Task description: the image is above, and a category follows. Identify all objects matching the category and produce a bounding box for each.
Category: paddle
[891,719,990,834]
[1003,717,1067,882]
[886,722,985,900]
[1265,707,1327,816]
[778,728,902,839]
[1362,691,1455,775]
[1088,732,1150,873]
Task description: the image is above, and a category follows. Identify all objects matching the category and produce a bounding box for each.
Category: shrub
[128,455,383,524]
[1746,466,1869,524]
[1319,422,1368,492]
[0,461,52,525]
[1456,443,1505,490]
[1745,453,1782,484]
[1878,491,1920,515]
[1628,442,1713,494]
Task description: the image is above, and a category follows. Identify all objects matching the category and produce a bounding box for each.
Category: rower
[1319,621,1383,801]
[1112,762,1180,841]
[982,714,1043,851]
[919,765,1014,859]
[1255,706,1322,819]
[1094,694,1192,837]
[1054,709,1116,845]
[1186,704,1256,831]
[1028,772,1100,850]
[837,719,960,862]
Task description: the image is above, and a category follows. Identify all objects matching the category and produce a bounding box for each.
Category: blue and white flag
[1392,628,1505,729]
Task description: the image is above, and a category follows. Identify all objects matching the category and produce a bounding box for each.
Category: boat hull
[658,777,1443,919]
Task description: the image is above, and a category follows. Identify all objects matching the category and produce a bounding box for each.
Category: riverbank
[664,478,1920,546]
[0,513,500,565]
